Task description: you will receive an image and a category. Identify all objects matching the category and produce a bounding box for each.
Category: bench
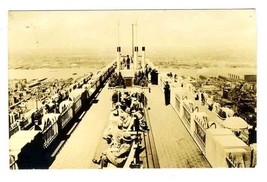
[123,143,138,168]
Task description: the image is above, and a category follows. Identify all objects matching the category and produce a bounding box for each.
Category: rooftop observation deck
[49,83,211,169]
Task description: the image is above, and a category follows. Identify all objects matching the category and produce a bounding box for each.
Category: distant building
[228,73,256,82]
[244,75,257,82]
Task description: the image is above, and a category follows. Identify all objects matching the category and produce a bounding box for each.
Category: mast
[116,21,121,72]
[134,22,138,70]
[142,37,145,71]
[132,24,134,59]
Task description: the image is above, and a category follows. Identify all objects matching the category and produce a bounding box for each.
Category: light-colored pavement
[50,85,112,169]
[146,85,211,168]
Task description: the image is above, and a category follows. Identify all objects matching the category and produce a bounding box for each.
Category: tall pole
[132,24,134,59]
[134,23,138,70]
[116,21,121,72]
[118,21,120,46]
[135,21,138,47]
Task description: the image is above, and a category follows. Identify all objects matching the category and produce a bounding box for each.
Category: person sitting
[135,108,148,131]
[103,122,124,147]
[121,114,135,131]
[130,96,140,112]
[92,133,135,168]
[124,95,132,108]
[119,100,128,112]
[104,113,135,146]
[111,102,129,116]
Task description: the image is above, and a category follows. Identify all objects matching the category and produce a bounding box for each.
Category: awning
[9,130,40,157]
[222,117,248,130]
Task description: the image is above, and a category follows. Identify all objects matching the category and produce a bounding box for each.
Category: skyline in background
[9,10,256,62]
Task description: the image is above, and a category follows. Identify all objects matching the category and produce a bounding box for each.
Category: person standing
[164,81,170,105]
[201,91,205,105]
[148,71,151,93]
[126,55,130,70]
[248,123,257,145]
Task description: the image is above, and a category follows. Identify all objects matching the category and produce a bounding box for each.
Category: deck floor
[49,84,211,169]
[50,85,112,169]
[146,85,211,168]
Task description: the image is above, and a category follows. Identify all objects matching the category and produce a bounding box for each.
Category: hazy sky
[8,10,256,58]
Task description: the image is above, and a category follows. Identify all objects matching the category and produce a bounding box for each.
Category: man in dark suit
[126,55,130,69]
[164,81,170,105]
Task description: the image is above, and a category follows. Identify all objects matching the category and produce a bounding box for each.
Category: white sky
[9,10,256,58]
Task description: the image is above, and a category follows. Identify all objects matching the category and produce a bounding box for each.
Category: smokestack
[134,46,138,70]
[116,46,121,72]
[142,46,145,71]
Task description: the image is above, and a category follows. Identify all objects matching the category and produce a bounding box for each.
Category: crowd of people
[92,91,148,168]
[108,72,125,88]
[108,70,150,88]
[133,70,149,87]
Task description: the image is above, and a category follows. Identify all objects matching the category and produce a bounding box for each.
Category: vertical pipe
[135,22,138,48]
[117,21,120,46]
[142,46,145,71]
[134,46,138,70]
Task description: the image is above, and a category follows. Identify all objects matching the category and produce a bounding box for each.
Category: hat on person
[118,121,123,128]
[115,102,122,107]
[121,133,132,142]
[120,114,127,121]
[112,110,119,116]
[125,107,130,113]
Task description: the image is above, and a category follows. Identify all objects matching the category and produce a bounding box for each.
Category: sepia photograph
[8,9,257,170]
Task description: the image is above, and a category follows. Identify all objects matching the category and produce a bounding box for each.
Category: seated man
[130,96,140,111]
[135,108,148,131]
[93,133,135,168]
[111,102,129,117]
[124,94,132,108]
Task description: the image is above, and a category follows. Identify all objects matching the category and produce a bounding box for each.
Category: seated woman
[103,122,123,147]
[92,133,134,168]
[121,114,135,131]
[103,114,135,147]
